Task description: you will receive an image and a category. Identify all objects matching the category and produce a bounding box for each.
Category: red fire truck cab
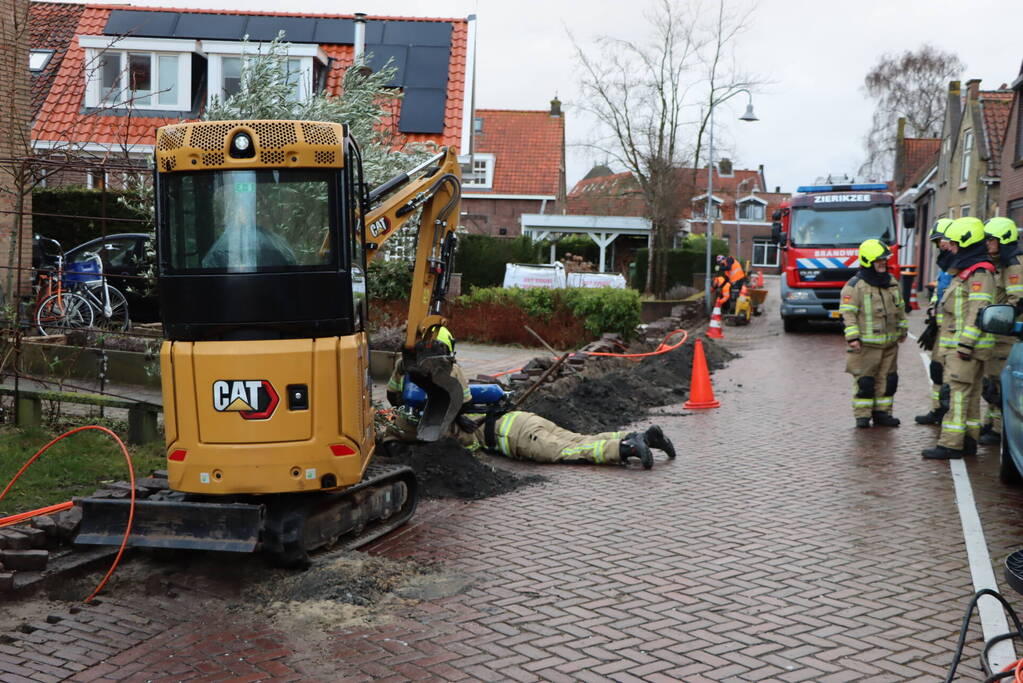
[772,183,902,333]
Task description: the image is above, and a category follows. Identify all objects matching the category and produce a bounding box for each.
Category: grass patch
[0,425,165,516]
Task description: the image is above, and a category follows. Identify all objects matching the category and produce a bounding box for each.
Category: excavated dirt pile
[374,438,546,500]
[520,335,736,434]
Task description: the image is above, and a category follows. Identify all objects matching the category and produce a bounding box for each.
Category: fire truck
[771,183,906,332]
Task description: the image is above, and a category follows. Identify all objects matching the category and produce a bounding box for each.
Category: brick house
[934,79,1011,222]
[560,161,787,274]
[891,117,940,289]
[460,101,565,237]
[29,4,477,186]
[1000,62,1023,223]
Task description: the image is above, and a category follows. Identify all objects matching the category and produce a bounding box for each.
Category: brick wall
[1001,92,1023,223]
[461,196,548,237]
[0,0,34,297]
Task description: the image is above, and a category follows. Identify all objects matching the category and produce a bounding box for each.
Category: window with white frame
[80,36,196,111]
[752,238,779,267]
[738,199,765,221]
[465,153,495,188]
[960,129,973,184]
[203,41,325,107]
[29,50,53,72]
[693,196,721,219]
[960,205,970,217]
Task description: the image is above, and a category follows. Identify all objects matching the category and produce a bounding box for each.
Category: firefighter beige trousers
[930,345,948,413]
[982,341,1012,434]
[476,411,625,464]
[939,353,986,449]
[845,343,899,419]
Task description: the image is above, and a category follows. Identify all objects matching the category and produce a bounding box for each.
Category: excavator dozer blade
[75,498,263,552]
[408,355,465,442]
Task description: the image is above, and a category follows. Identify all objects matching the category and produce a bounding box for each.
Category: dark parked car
[61,233,157,323]
[979,304,1023,484]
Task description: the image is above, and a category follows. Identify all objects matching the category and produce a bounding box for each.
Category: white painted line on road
[916,348,1016,669]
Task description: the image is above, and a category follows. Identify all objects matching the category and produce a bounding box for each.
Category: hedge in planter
[454,235,541,291]
[33,187,150,247]
[630,236,730,291]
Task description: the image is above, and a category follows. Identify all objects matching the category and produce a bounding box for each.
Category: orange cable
[0,500,73,529]
[0,425,136,603]
[491,329,691,376]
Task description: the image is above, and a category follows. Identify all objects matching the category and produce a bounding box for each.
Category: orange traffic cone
[909,289,919,310]
[707,305,725,339]
[756,270,765,288]
[684,339,720,410]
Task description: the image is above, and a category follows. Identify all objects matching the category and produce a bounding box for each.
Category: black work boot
[964,436,978,456]
[855,417,871,428]
[872,411,900,427]
[644,425,676,459]
[979,430,1001,446]
[619,433,653,470]
[922,445,965,459]
[915,410,943,425]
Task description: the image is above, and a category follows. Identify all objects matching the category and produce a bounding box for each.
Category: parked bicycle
[33,237,130,336]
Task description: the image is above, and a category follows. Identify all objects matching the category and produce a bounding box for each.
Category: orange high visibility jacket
[723,257,745,284]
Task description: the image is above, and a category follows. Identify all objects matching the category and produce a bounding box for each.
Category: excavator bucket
[75,498,263,552]
[406,354,465,442]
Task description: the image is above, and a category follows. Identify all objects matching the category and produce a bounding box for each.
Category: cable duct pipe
[353,13,367,64]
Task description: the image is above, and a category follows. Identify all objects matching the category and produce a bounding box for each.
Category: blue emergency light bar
[797,183,889,193]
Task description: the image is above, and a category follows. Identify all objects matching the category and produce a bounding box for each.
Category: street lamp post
[704,91,758,313]
[734,176,755,271]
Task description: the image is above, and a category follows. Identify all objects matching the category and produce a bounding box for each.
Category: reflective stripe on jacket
[839,276,908,346]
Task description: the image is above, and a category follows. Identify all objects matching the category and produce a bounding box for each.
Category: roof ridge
[477,109,552,114]
[83,4,468,23]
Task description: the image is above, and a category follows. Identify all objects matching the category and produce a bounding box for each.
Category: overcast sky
[93,0,1023,193]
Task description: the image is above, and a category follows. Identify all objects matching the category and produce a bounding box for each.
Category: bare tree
[572,0,759,297]
[859,44,964,180]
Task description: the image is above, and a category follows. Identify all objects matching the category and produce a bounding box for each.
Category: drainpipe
[353,13,367,64]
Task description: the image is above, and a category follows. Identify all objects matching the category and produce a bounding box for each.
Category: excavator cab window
[346,141,368,331]
[163,168,336,273]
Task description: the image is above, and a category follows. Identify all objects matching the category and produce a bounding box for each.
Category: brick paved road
[5,277,1023,681]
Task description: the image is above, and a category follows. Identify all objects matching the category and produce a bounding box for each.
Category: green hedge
[454,234,540,291]
[458,286,641,338]
[630,236,730,290]
[32,188,149,248]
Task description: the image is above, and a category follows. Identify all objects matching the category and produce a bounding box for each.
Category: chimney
[775,186,780,193]
[353,13,367,64]
[718,158,732,176]
[550,96,562,117]
[894,117,907,190]
[966,78,981,101]
[947,80,962,145]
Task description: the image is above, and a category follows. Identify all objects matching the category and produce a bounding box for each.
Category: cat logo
[368,217,391,238]
[212,380,279,420]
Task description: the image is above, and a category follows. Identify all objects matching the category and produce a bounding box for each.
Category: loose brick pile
[1,473,169,595]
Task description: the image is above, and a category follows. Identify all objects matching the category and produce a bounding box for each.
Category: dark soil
[521,335,736,434]
[375,437,546,500]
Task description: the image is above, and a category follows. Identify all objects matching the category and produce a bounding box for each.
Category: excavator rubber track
[75,464,418,567]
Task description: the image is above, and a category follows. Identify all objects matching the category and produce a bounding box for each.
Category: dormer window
[693,194,723,219]
[465,153,495,189]
[203,41,327,106]
[80,36,197,111]
[738,197,766,221]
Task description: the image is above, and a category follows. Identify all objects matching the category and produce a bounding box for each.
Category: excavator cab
[75,120,463,564]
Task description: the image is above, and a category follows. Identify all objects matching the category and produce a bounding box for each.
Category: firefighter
[915,218,955,425]
[840,238,908,428]
[978,217,1023,446]
[383,328,676,469]
[922,217,997,459]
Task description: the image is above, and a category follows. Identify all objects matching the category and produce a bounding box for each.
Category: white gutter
[32,140,155,154]
[463,193,556,200]
[459,14,477,155]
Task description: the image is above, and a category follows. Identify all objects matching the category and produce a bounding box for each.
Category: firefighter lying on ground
[382,328,676,469]
[921,217,997,460]
[977,217,1023,446]
[840,239,908,428]
[915,218,954,425]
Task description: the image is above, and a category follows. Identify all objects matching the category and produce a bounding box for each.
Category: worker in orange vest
[715,254,747,312]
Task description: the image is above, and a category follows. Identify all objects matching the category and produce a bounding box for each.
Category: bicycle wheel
[35,292,94,336]
[84,282,130,332]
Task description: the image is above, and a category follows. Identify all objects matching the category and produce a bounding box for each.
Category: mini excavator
[75,120,464,566]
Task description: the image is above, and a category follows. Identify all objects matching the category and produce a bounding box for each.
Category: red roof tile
[901,137,939,189]
[29,2,85,118]
[468,109,563,196]
[980,91,1013,166]
[33,5,467,150]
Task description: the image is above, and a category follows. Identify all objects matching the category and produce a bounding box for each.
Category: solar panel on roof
[104,10,180,38]
[312,18,352,44]
[404,46,449,89]
[399,88,446,134]
[173,14,248,41]
[382,21,451,47]
[366,45,407,86]
[244,17,316,43]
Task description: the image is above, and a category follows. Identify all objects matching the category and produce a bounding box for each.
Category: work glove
[917,318,938,350]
